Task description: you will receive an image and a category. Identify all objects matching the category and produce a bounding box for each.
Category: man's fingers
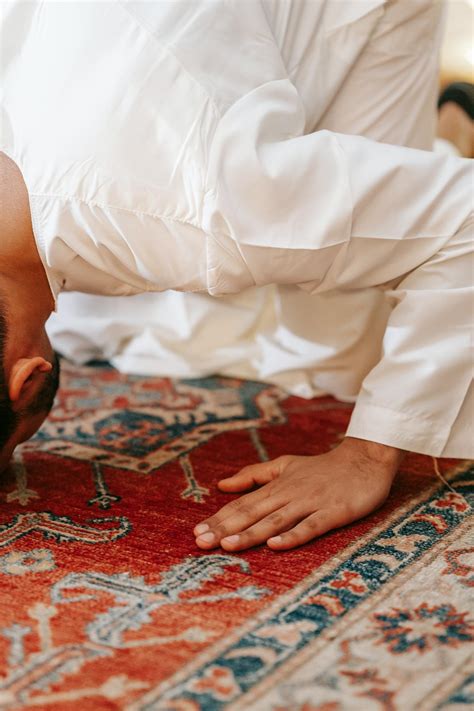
[194,457,291,543]
[219,505,304,551]
[267,509,344,550]
[194,491,282,547]
[217,457,290,492]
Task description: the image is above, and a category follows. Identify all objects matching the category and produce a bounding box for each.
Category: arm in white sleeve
[204,81,473,456]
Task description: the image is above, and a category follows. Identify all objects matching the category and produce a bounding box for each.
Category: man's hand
[194,437,404,551]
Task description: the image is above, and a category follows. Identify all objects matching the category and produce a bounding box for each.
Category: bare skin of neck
[0,151,55,369]
[0,152,58,472]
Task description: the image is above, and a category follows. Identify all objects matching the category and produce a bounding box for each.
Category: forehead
[0,411,48,475]
[0,442,16,475]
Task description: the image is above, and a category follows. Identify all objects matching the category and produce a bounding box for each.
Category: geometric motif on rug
[0,363,472,710]
[20,361,287,474]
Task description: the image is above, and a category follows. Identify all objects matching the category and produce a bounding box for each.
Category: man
[1,0,472,552]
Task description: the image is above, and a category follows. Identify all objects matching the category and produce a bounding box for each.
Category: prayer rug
[0,361,472,710]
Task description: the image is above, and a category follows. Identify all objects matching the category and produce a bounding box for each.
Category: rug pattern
[0,362,472,711]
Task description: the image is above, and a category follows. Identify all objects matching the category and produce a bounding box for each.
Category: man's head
[0,151,60,473]
[0,299,60,473]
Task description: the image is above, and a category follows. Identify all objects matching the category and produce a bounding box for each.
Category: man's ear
[8,357,52,405]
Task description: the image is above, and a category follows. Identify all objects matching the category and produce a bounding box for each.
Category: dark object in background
[438,81,474,120]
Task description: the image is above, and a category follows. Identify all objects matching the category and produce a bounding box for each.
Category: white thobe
[1,0,473,457]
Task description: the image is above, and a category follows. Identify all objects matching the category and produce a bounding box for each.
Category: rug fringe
[432,457,472,509]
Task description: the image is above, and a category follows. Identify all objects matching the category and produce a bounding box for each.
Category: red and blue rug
[0,361,472,710]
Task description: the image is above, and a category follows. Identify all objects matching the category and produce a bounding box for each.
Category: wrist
[341,436,405,471]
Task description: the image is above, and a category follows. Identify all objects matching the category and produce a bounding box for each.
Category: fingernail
[222,535,240,545]
[197,531,215,544]
[268,536,282,545]
[194,523,209,536]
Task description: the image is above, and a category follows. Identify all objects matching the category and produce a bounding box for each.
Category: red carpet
[0,361,472,710]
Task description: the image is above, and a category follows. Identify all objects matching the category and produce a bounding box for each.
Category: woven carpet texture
[0,361,472,710]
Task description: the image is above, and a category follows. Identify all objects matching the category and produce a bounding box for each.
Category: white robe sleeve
[204,81,474,457]
[346,212,473,458]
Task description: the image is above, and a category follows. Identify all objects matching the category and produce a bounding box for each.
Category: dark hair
[0,302,60,451]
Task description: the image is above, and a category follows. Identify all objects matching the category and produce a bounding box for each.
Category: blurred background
[441,0,474,85]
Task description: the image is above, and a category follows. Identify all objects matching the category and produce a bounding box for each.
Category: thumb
[218,457,289,492]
